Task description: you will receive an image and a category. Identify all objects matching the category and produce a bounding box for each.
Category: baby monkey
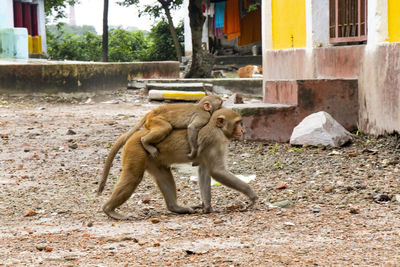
[125,95,223,159]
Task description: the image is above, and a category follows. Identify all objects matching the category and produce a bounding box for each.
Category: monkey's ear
[203,101,212,111]
[216,115,226,128]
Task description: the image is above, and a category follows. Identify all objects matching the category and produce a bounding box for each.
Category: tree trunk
[185,0,214,78]
[159,0,182,62]
[102,0,109,62]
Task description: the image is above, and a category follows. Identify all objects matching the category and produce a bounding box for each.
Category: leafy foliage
[118,0,183,19]
[46,22,182,62]
[45,0,78,20]
[108,29,148,62]
[46,26,102,61]
[47,24,97,37]
[142,20,183,61]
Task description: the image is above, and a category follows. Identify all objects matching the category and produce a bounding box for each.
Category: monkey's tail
[97,116,147,195]
[97,133,127,195]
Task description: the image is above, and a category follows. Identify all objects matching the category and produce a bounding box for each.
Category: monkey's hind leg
[147,161,194,214]
[102,156,145,220]
[142,118,173,158]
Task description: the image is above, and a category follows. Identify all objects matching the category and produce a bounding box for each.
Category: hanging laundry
[238,7,261,46]
[239,0,246,18]
[215,1,225,28]
[223,0,241,41]
[211,16,225,39]
[208,3,215,17]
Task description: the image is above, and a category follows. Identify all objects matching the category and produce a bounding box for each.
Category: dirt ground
[1,89,400,266]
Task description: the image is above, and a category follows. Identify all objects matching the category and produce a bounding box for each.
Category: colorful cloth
[223,0,241,41]
[215,1,225,28]
[238,8,261,46]
[211,16,225,39]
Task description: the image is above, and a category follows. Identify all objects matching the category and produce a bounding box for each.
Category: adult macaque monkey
[124,95,223,160]
[97,108,258,220]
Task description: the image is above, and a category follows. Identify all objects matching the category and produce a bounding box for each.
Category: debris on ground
[0,90,399,266]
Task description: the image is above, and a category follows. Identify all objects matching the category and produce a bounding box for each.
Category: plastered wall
[271,0,306,49]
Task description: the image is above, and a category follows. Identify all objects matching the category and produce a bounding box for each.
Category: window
[329,0,368,44]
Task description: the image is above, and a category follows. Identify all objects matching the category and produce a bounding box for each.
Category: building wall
[388,0,400,42]
[271,0,306,49]
[263,0,400,135]
[0,0,14,28]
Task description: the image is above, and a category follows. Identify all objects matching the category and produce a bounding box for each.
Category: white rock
[290,111,352,147]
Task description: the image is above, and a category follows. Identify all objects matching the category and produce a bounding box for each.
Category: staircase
[230,79,359,142]
[129,77,358,142]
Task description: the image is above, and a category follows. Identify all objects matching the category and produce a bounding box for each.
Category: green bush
[46,21,183,62]
[142,20,183,61]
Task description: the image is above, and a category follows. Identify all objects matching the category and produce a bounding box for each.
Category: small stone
[45,246,53,252]
[142,197,151,204]
[275,183,287,190]
[395,194,400,202]
[272,200,294,208]
[68,143,78,149]
[150,218,160,224]
[283,222,295,226]
[153,242,160,247]
[324,185,334,193]
[1,133,9,139]
[347,151,358,157]
[373,193,391,203]
[66,129,76,135]
[214,219,224,224]
[36,246,45,251]
[138,240,146,246]
[312,207,321,213]
[87,221,94,227]
[24,209,37,217]
[349,208,359,214]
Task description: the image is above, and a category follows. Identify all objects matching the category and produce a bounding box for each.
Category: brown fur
[125,95,222,159]
[237,65,263,78]
[98,108,258,220]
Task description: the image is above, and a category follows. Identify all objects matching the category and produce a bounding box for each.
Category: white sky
[54,0,184,33]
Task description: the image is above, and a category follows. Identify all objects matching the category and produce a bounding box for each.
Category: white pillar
[262,0,273,50]
[36,0,47,53]
[367,0,388,46]
[306,0,330,48]
[0,0,14,28]
[183,0,192,56]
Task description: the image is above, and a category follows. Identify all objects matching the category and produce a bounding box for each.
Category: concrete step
[232,79,359,142]
[148,90,206,101]
[146,82,212,92]
[231,103,297,142]
[128,78,263,98]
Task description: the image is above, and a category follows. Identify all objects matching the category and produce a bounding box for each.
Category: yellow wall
[388,0,400,43]
[271,0,307,49]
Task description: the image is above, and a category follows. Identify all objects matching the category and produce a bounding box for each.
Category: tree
[46,29,102,61]
[44,0,78,20]
[142,20,183,61]
[119,0,183,62]
[108,28,149,62]
[46,25,149,62]
[184,0,214,78]
[103,0,109,62]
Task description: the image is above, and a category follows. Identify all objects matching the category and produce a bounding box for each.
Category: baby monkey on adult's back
[125,95,223,159]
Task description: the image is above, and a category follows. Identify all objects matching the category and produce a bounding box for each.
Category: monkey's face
[232,121,244,140]
[214,109,243,140]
